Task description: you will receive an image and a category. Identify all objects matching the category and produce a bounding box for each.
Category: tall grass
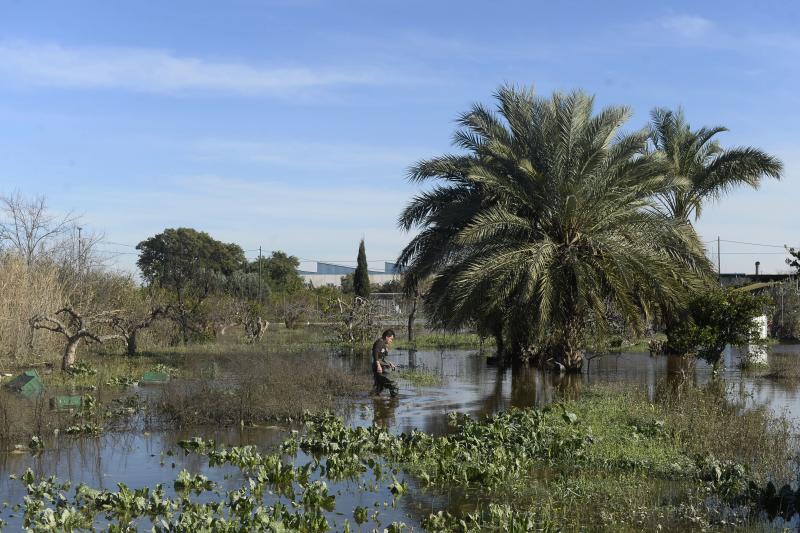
[0,256,65,361]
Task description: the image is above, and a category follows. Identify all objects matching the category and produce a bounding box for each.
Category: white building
[298,261,399,288]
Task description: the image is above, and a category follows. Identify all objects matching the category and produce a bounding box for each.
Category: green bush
[666,287,767,368]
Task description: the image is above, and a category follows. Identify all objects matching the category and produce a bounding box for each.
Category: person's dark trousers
[373,372,398,397]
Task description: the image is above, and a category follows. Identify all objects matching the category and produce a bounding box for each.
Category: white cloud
[659,15,714,39]
[0,41,394,94]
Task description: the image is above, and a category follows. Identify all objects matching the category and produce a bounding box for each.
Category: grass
[158,347,369,426]
[394,332,490,350]
[762,354,800,380]
[0,339,370,447]
[395,368,443,387]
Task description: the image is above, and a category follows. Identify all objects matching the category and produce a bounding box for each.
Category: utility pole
[717,236,721,283]
[258,246,263,303]
[77,226,82,273]
[77,226,83,303]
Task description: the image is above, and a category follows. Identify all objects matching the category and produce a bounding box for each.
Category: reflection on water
[2,344,800,529]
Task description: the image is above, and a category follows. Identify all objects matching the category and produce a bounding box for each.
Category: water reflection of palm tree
[552,372,583,400]
[477,366,507,418]
[510,364,538,409]
[666,355,695,390]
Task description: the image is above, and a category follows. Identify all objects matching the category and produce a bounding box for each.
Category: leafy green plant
[63,423,102,436]
[105,375,137,387]
[666,287,768,369]
[65,361,97,377]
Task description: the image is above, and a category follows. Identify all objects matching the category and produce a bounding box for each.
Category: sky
[0,0,798,274]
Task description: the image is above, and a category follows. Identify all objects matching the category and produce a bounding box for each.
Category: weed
[395,368,442,387]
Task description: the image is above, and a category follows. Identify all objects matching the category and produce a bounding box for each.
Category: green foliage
[397,86,712,369]
[666,287,767,366]
[372,279,401,293]
[396,368,442,387]
[249,251,304,294]
[136,227,247,342]
[787,247,800,272]
[63,423,102,436]
[767,282,800,340]
[136,227,246,291]
[353,239,370,299]
[339,272,354,294]
[64,361,97,376]
[648,108,782,222]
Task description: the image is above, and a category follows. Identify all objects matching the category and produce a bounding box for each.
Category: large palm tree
[648,108,782,222]
[398,86,713,371]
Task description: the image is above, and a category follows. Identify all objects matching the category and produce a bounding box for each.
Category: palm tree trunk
[555,318,584,372]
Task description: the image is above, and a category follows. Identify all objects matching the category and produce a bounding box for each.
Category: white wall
[300,273,398,287]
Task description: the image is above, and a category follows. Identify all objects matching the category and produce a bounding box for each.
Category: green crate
[5,370,45,399]
[141,371,170,385]
[50,395,83,411]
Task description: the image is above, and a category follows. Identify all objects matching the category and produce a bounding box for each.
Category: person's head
[382,329,395,346]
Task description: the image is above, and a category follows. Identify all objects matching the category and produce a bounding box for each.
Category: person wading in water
[372,329,398,397]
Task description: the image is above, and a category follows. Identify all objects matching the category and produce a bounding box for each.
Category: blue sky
[0,0,798,274]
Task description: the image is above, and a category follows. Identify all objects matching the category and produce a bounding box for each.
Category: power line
[719,239,787,249]
[101,241,138,248]
[717,252,787,255]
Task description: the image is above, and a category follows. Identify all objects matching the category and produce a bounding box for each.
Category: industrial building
[298,261,400,287]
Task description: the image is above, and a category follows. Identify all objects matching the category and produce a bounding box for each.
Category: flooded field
[1,345,798,530]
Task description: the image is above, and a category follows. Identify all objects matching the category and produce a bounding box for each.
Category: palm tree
[648,108,782,222]
[398,86,713,371]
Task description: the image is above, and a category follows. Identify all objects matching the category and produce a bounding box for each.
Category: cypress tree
[353,239,371,299]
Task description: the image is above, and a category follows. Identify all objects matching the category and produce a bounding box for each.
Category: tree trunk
[407,294,418,343]
[555,319,584,372]
[491,322,505,358]
[126,330,138,356]
[180,313,190,344]
[62,337,80,370]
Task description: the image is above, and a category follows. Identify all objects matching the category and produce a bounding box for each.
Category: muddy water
[1,345,799,530]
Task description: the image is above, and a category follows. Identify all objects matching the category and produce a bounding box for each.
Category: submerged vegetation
[12,382,797,531]
[395,368,442,387]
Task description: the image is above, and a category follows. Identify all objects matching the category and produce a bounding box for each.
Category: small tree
[283,292,314,329]
[0,192,76,266]
[30,307,122,370]
[666,287,767,372]
[136,228,246,343]
[353,239,370,299]
[340,272,355,294]
[767,282,800,340]
[787,247,800,272]
[325,296,377,346]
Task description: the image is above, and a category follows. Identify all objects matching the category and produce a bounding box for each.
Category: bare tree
[30,307,122,370]
[283,293,314,329]
[204,294,246,338]
[327,296,377,345]
[111,306,167,356]
[244,314,268,343]
[0,192,76,266]
[403,277,430,343]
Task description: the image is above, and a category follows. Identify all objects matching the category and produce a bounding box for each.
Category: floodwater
[1,345,799,530]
